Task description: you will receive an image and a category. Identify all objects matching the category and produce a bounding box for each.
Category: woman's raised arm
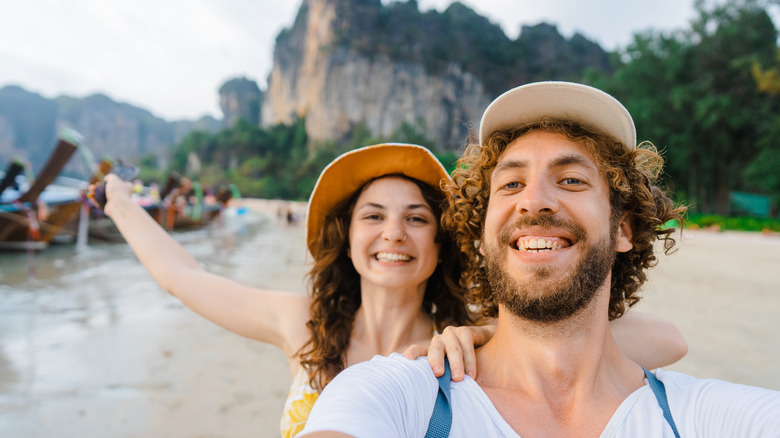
[100,174,311,354]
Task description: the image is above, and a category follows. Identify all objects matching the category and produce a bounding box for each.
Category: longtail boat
[0,134,82,250]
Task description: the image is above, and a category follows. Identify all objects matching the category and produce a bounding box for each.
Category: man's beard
[484,215,617,323]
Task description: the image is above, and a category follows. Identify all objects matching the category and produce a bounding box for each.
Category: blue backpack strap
[643,368,681,438]
[425,358,453,438]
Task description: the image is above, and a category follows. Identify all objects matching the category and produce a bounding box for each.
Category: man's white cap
[478,81,637,151]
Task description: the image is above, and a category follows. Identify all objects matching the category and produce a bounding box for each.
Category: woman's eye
[409,216,429,223]
[363,214,382,221]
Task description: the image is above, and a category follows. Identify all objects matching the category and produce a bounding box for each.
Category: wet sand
[0,200,307,438]
[1,201,778,437]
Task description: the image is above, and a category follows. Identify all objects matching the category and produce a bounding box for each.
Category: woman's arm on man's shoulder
[610,311,688,369]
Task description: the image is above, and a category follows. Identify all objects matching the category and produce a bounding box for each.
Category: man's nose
[516,179,559,215]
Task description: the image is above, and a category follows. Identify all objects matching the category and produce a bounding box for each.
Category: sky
[0,0,702,121]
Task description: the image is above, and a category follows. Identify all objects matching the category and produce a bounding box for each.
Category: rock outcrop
[263,0,488,149]
[262,0,611,150]
[219,77,263,127]
[0,0,614,171]
[0,86,219,175]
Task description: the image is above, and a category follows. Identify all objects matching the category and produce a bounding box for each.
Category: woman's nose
[382,220,406,243]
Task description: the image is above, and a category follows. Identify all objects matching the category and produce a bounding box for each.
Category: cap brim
[479,81,636,151]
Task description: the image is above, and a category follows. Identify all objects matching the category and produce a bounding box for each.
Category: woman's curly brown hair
[297,174,475,390]
[443,118,687,321]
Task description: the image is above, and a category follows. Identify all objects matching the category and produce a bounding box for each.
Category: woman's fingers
[449,326,477,381]
[412,325,494,381]
[402,342,447,377]
[426,334,447,377]
[435,326,477,382]
[402,343,428,360]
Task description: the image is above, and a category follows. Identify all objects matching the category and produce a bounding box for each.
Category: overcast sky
[1,0,703,121]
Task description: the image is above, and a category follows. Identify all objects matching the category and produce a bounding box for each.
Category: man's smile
[513,236,572,252]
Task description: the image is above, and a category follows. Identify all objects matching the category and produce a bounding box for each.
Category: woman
[98,143,686,437]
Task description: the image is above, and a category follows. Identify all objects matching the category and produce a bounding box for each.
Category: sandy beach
[1,199,778,437]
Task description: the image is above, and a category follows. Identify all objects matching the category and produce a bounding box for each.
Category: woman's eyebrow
[407,203,432,211]
[354,202,385,211]
[356,202,432,211]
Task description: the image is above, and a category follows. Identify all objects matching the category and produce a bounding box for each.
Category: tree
[595,0,779,214]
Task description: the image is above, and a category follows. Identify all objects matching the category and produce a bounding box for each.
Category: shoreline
[0,199,778,437]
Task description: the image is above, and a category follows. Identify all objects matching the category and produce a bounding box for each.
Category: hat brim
[479,81,636,151]
[305,143,450,256]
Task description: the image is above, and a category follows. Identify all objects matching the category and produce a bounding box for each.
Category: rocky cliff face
[262,0,611,151]
[0,86,219,176]
[0,86,59,170]
[56,94,174,166]
[219,77,263,127]
[263,0,490,150]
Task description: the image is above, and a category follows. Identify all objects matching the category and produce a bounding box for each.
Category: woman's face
[348,176,440,293]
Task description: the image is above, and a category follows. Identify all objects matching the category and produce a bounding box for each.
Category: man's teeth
[376,252,411,262]
[518,238,562,252]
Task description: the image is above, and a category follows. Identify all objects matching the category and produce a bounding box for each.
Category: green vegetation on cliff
[159,115,455,200]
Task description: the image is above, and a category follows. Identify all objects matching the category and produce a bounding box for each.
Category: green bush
[685,214,780,232]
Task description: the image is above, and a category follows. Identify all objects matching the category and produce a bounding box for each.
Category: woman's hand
[103,173,133,200]
[87,173,133,213]
[402,324,496,381]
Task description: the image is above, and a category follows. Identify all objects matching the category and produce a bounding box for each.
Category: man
[299,81,780,437]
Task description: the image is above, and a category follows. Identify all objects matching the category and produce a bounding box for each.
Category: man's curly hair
[442,118,687,320]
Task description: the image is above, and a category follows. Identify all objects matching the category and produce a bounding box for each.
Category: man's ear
[616,214,633,253]
[478,240,485,256]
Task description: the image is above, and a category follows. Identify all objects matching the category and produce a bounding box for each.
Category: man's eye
[561,178,583,185]
[503,181,520,189]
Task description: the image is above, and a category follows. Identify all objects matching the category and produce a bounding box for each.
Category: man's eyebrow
[493,159,527,173]
[550,154,597,171]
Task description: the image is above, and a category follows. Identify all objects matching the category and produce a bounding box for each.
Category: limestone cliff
[263,0,489,149]
[262,0,611,150]
[219,77,263,127]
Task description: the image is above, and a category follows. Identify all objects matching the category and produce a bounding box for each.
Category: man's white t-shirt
[301,353,780,437]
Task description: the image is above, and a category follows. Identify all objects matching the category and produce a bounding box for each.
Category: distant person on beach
[95,141,687,437]
[299,82,780,438]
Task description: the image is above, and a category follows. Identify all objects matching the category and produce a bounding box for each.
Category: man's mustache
[496,215,587,247]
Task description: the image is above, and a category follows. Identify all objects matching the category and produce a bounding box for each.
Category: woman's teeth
[375,252,411,262]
